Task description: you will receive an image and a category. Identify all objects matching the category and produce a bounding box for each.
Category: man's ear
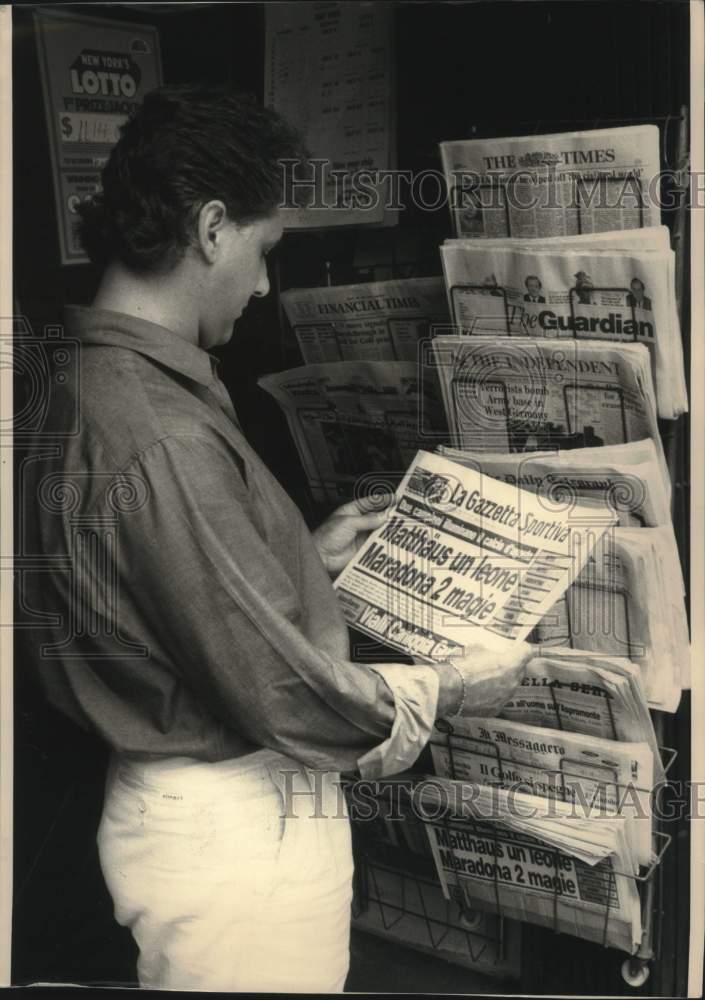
[196,200,229,263]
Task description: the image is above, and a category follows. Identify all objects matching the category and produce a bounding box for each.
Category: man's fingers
[336,493,395,517]
[343,509,388,533]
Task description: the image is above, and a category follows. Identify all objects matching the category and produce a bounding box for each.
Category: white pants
[97,748,354,992]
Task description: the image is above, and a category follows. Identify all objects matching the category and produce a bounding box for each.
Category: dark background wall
[11,1,691,994]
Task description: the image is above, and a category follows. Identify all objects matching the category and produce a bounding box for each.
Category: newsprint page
[1,1,704,998]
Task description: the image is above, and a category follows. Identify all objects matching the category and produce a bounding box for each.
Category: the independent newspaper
[431,336,668,486]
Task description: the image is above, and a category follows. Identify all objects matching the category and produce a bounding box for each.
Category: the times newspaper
[431,337,668,485]
[258,361,444,503]
[333,449,614,657]
[436,440,672,528]
[439,242,686,419]
[440,125,660,239]
[281,278,449,364]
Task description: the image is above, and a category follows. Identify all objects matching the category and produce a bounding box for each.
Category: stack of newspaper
[439,124,660,240]
[258,361,444,503]
[437,439,672,527]
[280,277,449,364]
[430,335,668,484]
[440,229,686,418]
[419,778,643,953]
[429,715,654,868]
[497,649,664,782]
[535,526,687,711]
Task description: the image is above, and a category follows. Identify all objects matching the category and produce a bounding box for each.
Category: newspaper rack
[428,718,676,963]
[345,776,519,975]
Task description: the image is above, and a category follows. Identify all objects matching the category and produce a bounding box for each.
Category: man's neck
[92,260,200,346]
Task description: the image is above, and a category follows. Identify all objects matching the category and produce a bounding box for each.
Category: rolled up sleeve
[356,664,439,778]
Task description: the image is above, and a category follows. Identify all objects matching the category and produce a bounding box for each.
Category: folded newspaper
[431,336,668,485]
[439,241,686,418]
[497,649,664,784]
[418,779,643,953]
[436,439,672,527]
[429,716,654,867]
[439,124,660,239]
[333,449,615,657]
[459,225,683,364]
[536,527,688,710]
[258,361,444,503]
[281,277,449,364]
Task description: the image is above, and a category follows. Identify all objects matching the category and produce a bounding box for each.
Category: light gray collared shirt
[20,305,438,777]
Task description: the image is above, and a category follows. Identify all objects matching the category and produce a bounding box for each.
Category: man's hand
[312,495,394,575]
[433,640,532,719]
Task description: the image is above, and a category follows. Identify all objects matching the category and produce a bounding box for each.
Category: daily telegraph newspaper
[440,125,660,240]
[419,781,642,953]
[333,450,614,658]
[437,440,672,528]
[281,278,449,364]
[429,716,654,867]
[440,242,686,418]
[498,649,664,783]
[431,337,667,485]
[258,362,444,503]
[536,527,688,711]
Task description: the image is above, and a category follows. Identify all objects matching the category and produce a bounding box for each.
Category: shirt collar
[64,304,218,387]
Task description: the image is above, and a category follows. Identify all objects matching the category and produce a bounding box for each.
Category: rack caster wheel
[459,907,484,931]
[621,958,650,988]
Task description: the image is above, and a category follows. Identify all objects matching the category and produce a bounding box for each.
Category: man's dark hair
[77,84,306,273]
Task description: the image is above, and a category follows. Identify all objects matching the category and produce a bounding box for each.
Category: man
[626,277,652,311]
[523,275,546,303]
[21,86,529,992]
[574,270,594,305]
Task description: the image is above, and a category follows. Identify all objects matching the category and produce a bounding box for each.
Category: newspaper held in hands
[431,336,667,485]
[440,124,660,240]
[439,241,686,419]
[333,449,615,658]
[436,439,672,527]
[281,278,449,364]
[419,780,643,953]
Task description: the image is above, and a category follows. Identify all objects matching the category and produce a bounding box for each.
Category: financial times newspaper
[536,527,687,711]
[431,337,667,484]
[258,362,444,503]
[439,241,686,418]
[281,278,449,364]
[429,716,654,866]
[436,440,672,528]
[440,125,660,239]
[333,449,614,657]
[419,781,642,954]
